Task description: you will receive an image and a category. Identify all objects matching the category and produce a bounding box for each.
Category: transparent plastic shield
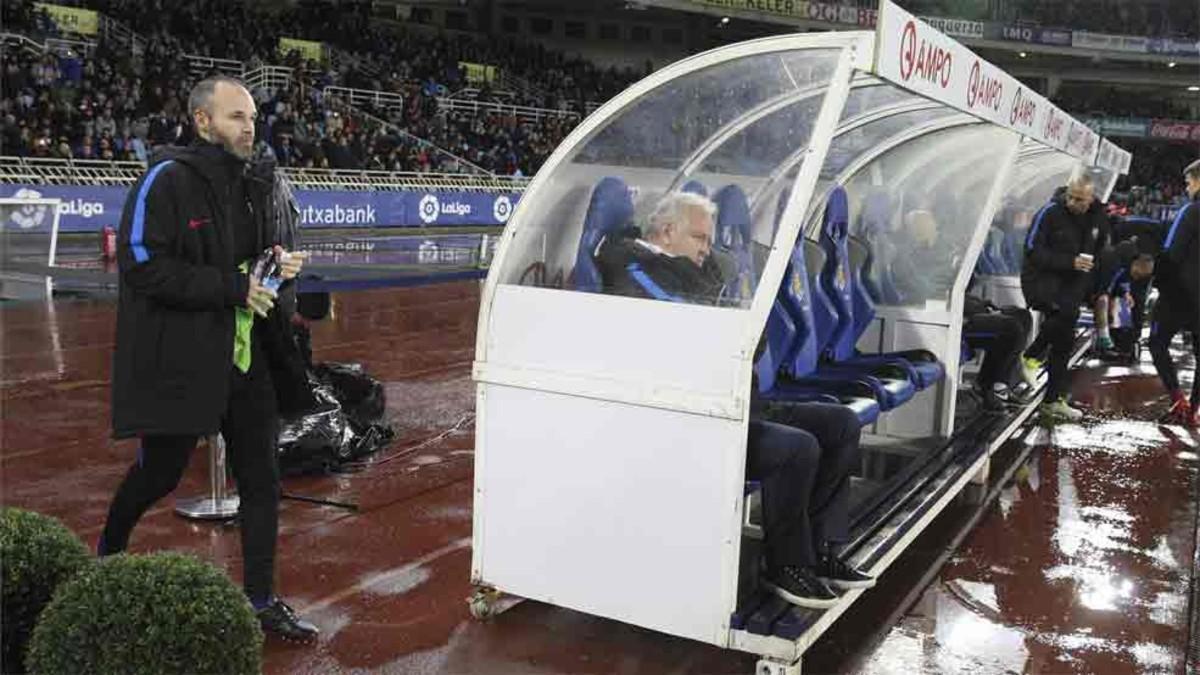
[494,48,842,309]
[840,124,1019,310]
[985,147,1079,275]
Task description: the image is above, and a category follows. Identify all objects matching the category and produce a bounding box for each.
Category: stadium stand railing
[323,86,406,115]
[434,97,580,123]
[0,156,531,193]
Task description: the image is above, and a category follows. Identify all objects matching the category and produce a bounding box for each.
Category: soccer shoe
[1160,398,1194,427]
[257,597,319,643]
[763,565,839,609]
[1040,398,1083,424]
[816,555,876,590]
[1020,356,1043,388]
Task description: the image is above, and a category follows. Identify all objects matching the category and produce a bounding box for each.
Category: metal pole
[174,434,240,520]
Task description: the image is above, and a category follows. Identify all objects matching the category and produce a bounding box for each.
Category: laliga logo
[418,194,440,224]
[9,188,49,230]
[1009,87,1036,127]
[899,20,953,88]
[492,195,512,223]
[966,60,1003,113]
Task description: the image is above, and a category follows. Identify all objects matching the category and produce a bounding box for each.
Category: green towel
[234,262,253,373]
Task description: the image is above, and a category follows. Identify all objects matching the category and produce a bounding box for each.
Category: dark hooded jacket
[1019,187,1107,312]
[594,226,725,305]
[1155,194,1199,317]
[111,140,304,439]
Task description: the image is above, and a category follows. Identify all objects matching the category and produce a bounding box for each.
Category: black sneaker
[816,555,876,590]
[973,385,1007,413]
[257,597,319,643]
[763,565,838,609]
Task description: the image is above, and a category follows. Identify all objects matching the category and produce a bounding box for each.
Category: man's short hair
[187,75,248,117]
[1184,159,1200,180]
[643,191,718,239]
[1066,173,1095,192]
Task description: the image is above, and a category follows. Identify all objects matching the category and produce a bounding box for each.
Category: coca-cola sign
[1149,119,1200,142]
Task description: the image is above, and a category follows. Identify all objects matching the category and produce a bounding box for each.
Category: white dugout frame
[469,0,1131,666]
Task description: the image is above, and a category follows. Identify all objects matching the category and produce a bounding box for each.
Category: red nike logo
[187,217,210,230]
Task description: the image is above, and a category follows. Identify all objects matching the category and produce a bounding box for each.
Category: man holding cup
[1020,174,1107,423]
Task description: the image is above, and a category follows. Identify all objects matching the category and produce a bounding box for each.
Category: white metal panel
[482,285,750,416]
[873,0,1100,160]
[474,384,747,646]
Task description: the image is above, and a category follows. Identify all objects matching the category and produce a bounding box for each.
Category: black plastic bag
[275,363,393,475]
[276,385,352,476]
[312,362,386,430]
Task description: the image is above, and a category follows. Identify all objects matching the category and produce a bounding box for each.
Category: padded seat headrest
[713,184,752,252]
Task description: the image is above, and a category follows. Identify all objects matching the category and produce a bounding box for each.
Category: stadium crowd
[0,0,595,175]
[1,0,1194,188]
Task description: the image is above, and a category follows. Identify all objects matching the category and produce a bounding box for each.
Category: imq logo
[898,20,953,88]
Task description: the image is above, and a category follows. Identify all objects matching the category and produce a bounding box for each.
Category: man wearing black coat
[595,191,874,610]
[1020,175,1104,423]
[98,75,318,642]
[1149,159,1200,426]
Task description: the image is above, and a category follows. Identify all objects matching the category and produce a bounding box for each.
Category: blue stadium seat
[802,241,915,410]
[815,187,944,391]
[680,179,709,196]
[976,227,1006,275]
[573,177,635,292]
[1001,227,1025,274]
[855,191,904,305]
[845,236,946,389]
[755,298,882,427]
[713,184,757,306]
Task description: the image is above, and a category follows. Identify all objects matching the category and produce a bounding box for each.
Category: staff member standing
[1149,159,1200,427]
[98,75,318,642]
[1020,174,1104,423]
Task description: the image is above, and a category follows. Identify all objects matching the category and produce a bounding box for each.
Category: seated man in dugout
[596,191,874,609]
[894,210,1038,411]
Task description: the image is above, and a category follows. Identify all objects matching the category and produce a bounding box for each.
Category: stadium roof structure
[470,2,1131,672]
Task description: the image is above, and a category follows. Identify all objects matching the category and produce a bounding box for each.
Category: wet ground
[1,281,1195,674]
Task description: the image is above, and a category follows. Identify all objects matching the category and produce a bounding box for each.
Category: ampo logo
[418,194,440,224]
[9,188,50,230]
[492,195,513,223]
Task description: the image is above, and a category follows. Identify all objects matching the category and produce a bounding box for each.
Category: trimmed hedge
[26,552,263,675]
[0,508,92,674]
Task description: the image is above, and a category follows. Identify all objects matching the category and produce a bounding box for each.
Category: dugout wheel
[468,586,502,620]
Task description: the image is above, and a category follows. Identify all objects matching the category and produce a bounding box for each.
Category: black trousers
[964,307,1032,389]
[100,340,281,603]
[1026,295,1081,401]
[1148,295,1199,406]
[747,402,862,570]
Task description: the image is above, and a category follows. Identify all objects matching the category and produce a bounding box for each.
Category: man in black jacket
[98,75,318,642]
[595,191,724,304]
[1020,175,1104,423]
[596,191,873,609]
[1149,159,1200,427]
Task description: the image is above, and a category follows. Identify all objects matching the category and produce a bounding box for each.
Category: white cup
[1079,253,1094,264]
